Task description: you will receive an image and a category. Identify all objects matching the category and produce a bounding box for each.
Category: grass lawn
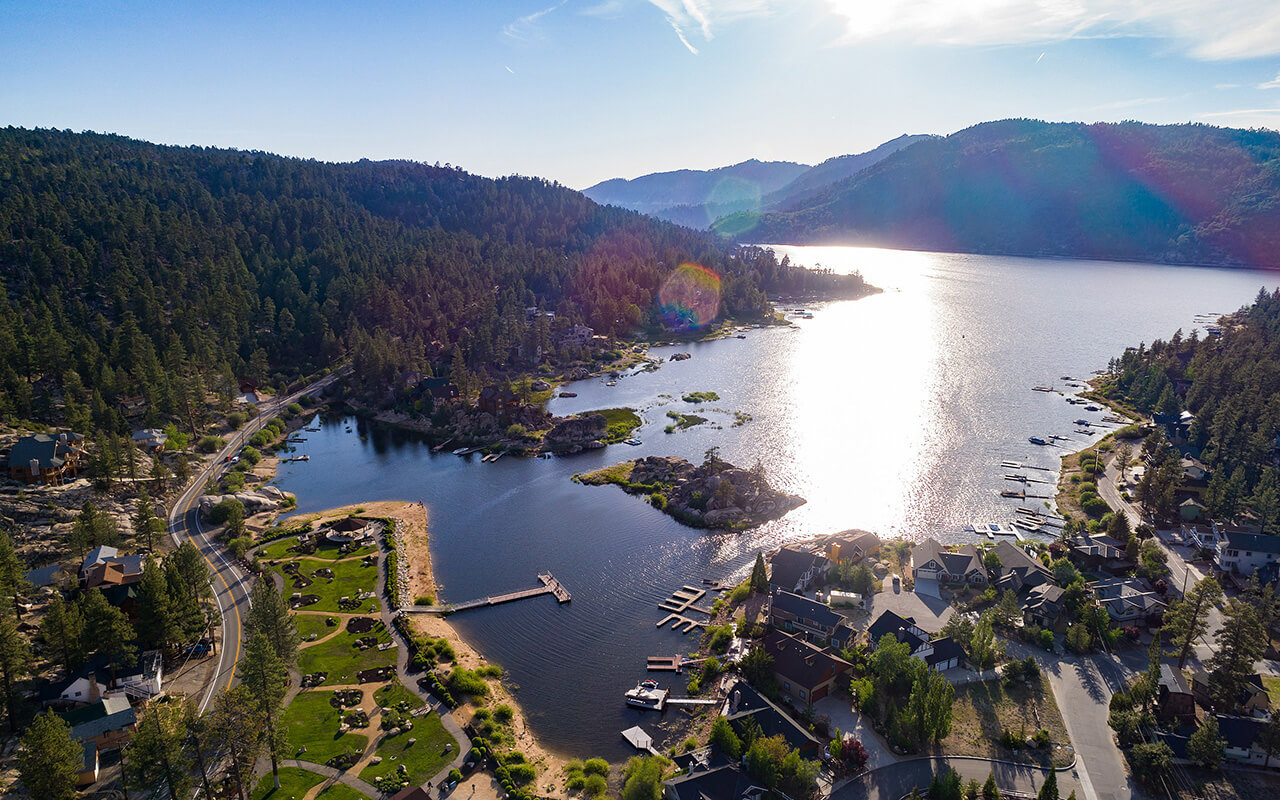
[374,682,426,711]
[251,766,324,800]
[575,461,634,486]
[1263,676,1280,707]
[358,712,454,789]
[582,407,641,444]
[280,691,370,766]
[274,556,380,614]
[941,676,1073,768]
[316,784,371,800]
[296,613,340,641]
[297,621,396,684]
[259,535,376,562]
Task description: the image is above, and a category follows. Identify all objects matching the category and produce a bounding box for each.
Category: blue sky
[3,1,1280,188]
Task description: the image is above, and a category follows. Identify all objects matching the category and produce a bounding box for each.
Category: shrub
[449,768,463,783]
[447,667,490,698]
[729,583,751,603]
[239,446,261,465]
[227,411,247,430]
[583,774,608,798]
[285,402,303,416]
[583,758,609,777]
[703,624,733,654]
[414,594,435,606]
[507,763,536,785]
[494,704,514,724]
[197,435,225,453]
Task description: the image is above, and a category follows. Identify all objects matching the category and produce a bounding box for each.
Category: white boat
[452,447,469,455]
[624,684,668,710]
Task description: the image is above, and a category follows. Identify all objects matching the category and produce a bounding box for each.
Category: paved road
[167,367,349,712]
[832,756,1081,800]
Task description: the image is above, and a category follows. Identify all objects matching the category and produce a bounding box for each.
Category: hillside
[582,159,810,217]
[0,127,867,431]
[761,134,935,210]
[725,120,1280,268]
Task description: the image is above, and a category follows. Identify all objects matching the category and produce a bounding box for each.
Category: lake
[273,245,1276,758]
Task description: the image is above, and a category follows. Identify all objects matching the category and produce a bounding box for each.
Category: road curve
[166,367,349,713]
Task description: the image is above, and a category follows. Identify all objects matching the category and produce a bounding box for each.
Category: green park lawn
[251,766,325,800]
[274,556,381,614]
[296,613,340,641]
[259,533,376,562]
[297,621,396,684]
[316,784,371,800]
[374,682,426,712]
[280,691,370,767]
[358,713,454,790]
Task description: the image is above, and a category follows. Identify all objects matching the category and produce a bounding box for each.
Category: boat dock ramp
[403,573,570,614]
[646,655,710,673]
[1001,460,1053,472]
[656,585,712,633]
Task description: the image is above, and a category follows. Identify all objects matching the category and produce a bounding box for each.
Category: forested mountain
[582,159,810,218]
[759,134,935,211]
[0,127,862,432]
[727,120,1280,268]
[1103,289,1280,528]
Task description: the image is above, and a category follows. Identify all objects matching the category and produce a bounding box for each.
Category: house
[477,385,519,418]
[1191,671,1272,717]
[1181,456,1210,485]
[1184,523,1227,553]
[910,539,986,585]
[77,742,99,787]
[1068,533,1134,574]
[1215,715,1275,767]
[663,762,767,800]
[117,395,148,418]
[989,541,1052,594]
[1216,531,1280,578]
[1021,584,1067,631]
[761,629,852,705]
[558,324,595,349]
[60,696,137,751]
[130,428,167,452]
[6,432,85,484]
[1156,664,1197,725]
[45,652,164,709]
[80,546,145,589]
[865,610,965,671]
[1092,577,1166,625]
[25,563,70,588]
[825,530,881,565]
[722,679,823,755]
[415,377,459,403]
[769,589,852,648]
[1179,497,1207,522]
[768,548,829,593]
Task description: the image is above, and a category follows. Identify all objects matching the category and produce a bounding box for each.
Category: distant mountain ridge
[582,135,934,230]
[725,119,1280,269]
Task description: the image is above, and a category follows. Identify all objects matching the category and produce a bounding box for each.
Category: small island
[575,449,805,530]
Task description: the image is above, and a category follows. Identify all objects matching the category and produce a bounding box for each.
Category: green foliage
[197,435,225,453]
[681,391,720,403]
[703,624,733,654]
[447,667,491,698]
[711,716,743,758]
[1187,715,1226,769]
[18,711,82,800]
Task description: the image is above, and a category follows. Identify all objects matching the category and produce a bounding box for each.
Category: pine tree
[1186,715,1225,769]
[238,633,289,790]
[751,551,768,594]
[245,576,300,667]
[80,588,138,683]
[125,699,194,800]
[133,492,163,552]
[982,772,1000,800]
[1208,599,1266,711]
[18,711,82,800]
[39,594,86,673]
[0,612,32,733]
[135,556,174,651]
[209,686,268,800]
[1036,770,1058,800]
[1162,576,1222,669]
[0,530,28,616]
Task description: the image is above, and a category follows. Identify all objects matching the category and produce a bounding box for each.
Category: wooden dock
[656,614,703,633]
[646,655,710,673]
[622,726,658,755]
[403,573,570,614]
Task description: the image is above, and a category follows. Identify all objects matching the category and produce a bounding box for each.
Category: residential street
[831,756,1082,800]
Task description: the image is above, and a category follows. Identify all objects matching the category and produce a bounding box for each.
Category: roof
[62,696,136,742]
[912,538,946,569]
[992,541,1050,578]
[664,763,762,800]
[762,629,851,689]
[81,741,98,774]
[831,529,881,556]
[1159,664,1191,696]
[81,546,119,574]
[768,548,827,589]
[913,539,984,577]
[1180,497,1207,509]
[131,428,166,442]
[924,636,965,667]
[1216,714,1265,751]
[25,564,66,587]
[724,679,821,752]
[8,434,76,470]
[1022,583,1065,612]
[1223,531,1280,555]
[770,589,843,629]
[867,610,928,653]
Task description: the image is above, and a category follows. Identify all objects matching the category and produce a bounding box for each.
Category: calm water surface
[274,246,1276,758]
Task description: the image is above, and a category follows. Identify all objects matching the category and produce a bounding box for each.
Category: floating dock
[646,655,710,673]
[656,614,703,633]
[404,573,570,613]
[659,585,712,615]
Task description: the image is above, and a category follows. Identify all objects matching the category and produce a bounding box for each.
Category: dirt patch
[346,617,378,634]
[940,676,1073,768]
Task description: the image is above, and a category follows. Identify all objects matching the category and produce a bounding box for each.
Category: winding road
[166,367,349,712]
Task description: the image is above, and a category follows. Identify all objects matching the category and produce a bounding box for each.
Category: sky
[3,0,1280,189]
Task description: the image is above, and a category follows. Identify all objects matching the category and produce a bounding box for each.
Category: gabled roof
[762,629,851,689]
[770,589,842,629]
[992,541,1050,578]
[912,538,945,569]
[1216,714,1265,751]
[25,564,67,587]
[1022,583,1065,613]
[867,610,928,653]
[664,763,763,800]
[1159,664,1191,696]
[1223,531,1280,555]
[81,546,119,574]
[61,696,136,742]
[914,539,984,577]
[924,636,965,667]
[8,434,77,470]
[724,679,821,752]
[768,548,826,589]
[831,529,881,556]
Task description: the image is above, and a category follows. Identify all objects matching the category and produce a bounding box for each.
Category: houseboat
[1028,436,1048,446]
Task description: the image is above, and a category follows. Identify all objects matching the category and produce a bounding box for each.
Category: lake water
[273,245,1276,759]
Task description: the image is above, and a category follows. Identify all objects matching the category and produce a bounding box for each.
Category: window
[800,689,807,700]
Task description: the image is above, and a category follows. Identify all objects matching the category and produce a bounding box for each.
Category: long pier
[403,573,570,614]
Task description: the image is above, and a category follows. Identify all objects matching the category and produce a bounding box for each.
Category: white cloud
[503,1,568,42]
[817,0,1280,60]
[1260,73,1280,89]
[644,0,772,53]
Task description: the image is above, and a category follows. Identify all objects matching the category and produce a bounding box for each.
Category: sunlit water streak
[274,246,1276,758]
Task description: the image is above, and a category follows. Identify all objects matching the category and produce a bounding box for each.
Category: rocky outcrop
[592,454,805,530]
[198,486,291,517]
[544,415,607,453]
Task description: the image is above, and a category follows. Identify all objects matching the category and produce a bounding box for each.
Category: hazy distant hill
[727,119,1280,268]
[762,134,935,210]
[582,159,810,217]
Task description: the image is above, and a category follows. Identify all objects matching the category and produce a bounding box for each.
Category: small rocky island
[576,451,805,530]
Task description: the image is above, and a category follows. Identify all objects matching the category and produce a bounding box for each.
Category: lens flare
[658,263,721,329]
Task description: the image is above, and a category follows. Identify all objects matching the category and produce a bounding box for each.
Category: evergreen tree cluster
[0,126,868,428]
[1104,288,1280,526]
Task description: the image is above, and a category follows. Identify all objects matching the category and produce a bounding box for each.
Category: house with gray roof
[6,432,85,484]
[911,538,986,585]
[1216,531,1280,578]
[768,589,851,647]
[60,696,136,750]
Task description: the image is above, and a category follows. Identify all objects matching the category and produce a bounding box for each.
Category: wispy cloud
[1198,106,1280,117]
[1035,52,1045,63]
[503,1,568,42]
[817,0,1280,60]
[1260,73,1280,89]
[644,0,772,54]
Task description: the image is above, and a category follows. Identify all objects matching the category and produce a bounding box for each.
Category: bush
[447,667,490,698]
[507,763,536,785]
[494,704,514,724]
[583,758,609,777]
[285,402,303,416]
[449,768,463,783]
[703,624,733,654]
[729,583,751,603]
[414,594,435,606]
[583,774,608,798]
[239,446,261,465]
[227,411,247,430]
[197,435,225,453]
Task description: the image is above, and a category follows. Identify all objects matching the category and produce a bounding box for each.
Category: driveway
[813,696,899,770]
[862,585,954,634]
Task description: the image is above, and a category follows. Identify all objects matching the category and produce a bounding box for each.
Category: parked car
[891,575,901,593]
